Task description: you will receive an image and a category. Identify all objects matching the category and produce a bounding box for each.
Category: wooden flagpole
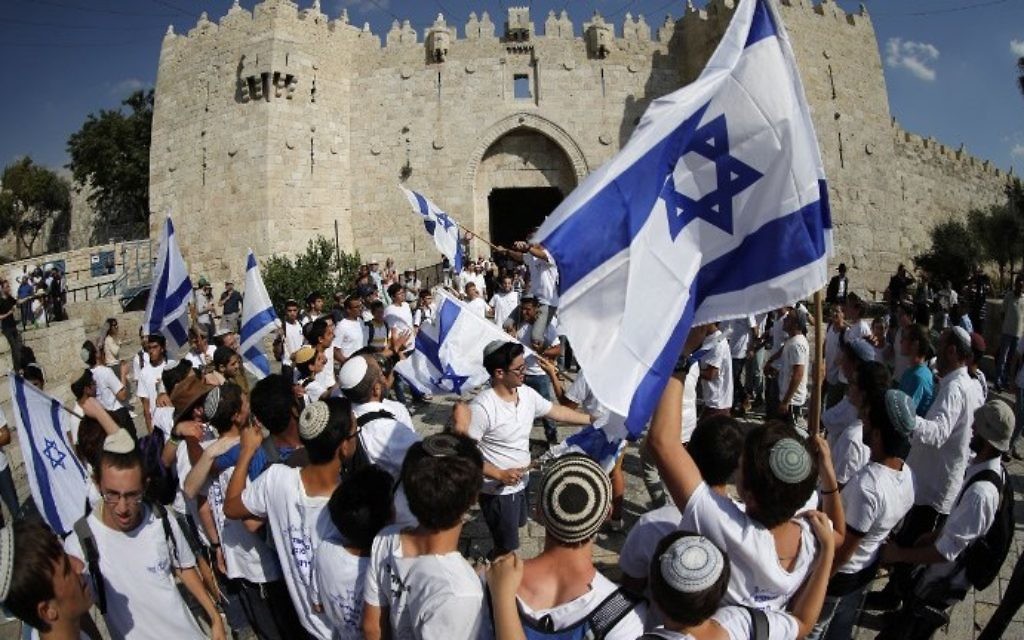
[457,222,500,252]
[808,289,825,436]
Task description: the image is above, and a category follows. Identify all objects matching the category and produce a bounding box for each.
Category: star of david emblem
[42,438,66,470]
[660,113,763,240]
[431,364,469,395]
[435,212,455,232]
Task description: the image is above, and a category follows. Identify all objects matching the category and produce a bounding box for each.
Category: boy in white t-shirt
[333,295,369,367]
[313,465,393,640]
[697,324,733,416]
[463,281,490,318]
[488,275,520,329]
[362,433,486,639]
[647,329,845,611]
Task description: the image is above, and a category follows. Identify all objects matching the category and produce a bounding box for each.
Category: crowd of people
[0,249,1020,640]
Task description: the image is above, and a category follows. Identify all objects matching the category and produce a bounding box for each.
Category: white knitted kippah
[659,535,725,594]
[299,401,331,440]
[768,437,812,484]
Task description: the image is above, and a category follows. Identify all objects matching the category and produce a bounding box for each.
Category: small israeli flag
[10,375,87,536]
[400,186,464,274]
[534,0,831,449]
[239,250,280,379]
[143,215,194,354]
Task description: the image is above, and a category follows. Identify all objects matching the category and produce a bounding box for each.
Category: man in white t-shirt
[488,275,520,329]
[383,283,414,348]
[454,341,592,557]
[224,400,360,640]
[508,296,563,445]
[137,334,173,435]
[279,299,306,381]
[363,433,486,640]
[64,430,226,640]
[496,241,559,346]
[777,309,810,427]
[698,323,733,416]
[307,317,337,391]
[463,282,490,318]
[333,295,368,367]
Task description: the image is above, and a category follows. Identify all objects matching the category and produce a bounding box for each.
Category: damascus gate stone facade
[149,0,1015,292]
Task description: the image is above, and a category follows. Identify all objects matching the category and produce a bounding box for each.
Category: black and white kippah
[299,401,330,440]
[422,433,459,458]
[539,454,611,544]
[203,385,221,420]
[768,437,812,484]
[659,535,725,593]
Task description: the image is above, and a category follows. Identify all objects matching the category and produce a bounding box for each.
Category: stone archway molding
[466,113,590,184]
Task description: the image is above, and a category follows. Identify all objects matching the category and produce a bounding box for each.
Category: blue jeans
[523,374,557,443]
[806,583,869,640]
[996,333,1019,388]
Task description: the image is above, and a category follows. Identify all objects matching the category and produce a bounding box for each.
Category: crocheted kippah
[659,535,726,594]
[768,438,812,484]
[884,389,917,437]
[422,433,459,458]
[538,455,611,544]
[299,401,330,440]
[203,385,221,420]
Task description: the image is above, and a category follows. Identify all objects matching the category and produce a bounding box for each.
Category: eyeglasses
[100,490,144,506]
[505,364,527,375]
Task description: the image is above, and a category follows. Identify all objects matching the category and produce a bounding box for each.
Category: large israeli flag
[143,216,194,354]
[400,186,464,274]
[10,375,87,536]
[240,250,280,379]
[395,290,521,396]
[534,0,830,438]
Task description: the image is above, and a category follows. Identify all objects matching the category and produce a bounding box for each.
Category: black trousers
[231,577,308,640]
[882,504,947,600]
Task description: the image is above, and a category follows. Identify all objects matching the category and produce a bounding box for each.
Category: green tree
[0,158,71,258]
[967,205,1023,289]
[261,236,361,315]
[66,89,153,243]
[913,218,980,290]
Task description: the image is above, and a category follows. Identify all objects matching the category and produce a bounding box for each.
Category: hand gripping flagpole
[808,289,825,436]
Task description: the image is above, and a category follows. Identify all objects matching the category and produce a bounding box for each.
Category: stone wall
[150,0,1016,295]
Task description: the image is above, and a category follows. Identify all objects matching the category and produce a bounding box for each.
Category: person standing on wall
[219,280,243,334]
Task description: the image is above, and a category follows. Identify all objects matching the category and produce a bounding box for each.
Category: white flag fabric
[10,375,87,535]
[395,290,523,396]
[143,215,194,354]
[240,250,280,379]
[399,186,464,274]
[534,0,831,442]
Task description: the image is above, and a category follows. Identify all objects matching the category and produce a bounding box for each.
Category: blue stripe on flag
[415,329,443,372]
[412,191,431,217]
[437,299,461,344]
[240,306,278,343]
[14,377,66,533]
[163,278,194,318]
[745,0,778,48]
[244,346,270,377]
[51,398,85,476]
[543,102,712,293]
[246,252,257,271]
[167,316,189,348]
[624,190,829,432]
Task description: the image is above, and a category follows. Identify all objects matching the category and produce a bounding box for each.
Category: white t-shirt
[468,386,552,494]
[184,345,216,371]
[700,331,734,410]
[489,291,520,329]
[516,572,646,640]
[515,322,560,376]
[65,403,82,451]
[315,347,336,390]
[364,525,484,640]
[645,606,798,640]
[524,252,559,306]
[465,297,489,318]
[64,506,203,640]
[722,316,755,359]
[838,461,915,574]
[242,465,334,639]
[824,325,844,385]
[619,504,687,580]
[201,441,282,583]
[845,319,871,344]
[333,318,368,359]
[312,534,369,640]
[136,360,169,405]
[383,303,414,336]
[681,364,700,444]
[778,334,809,406]
[282,320,306,367]
[822,397,869,485]
[682,482,817,610]
[91,365,124,412]
[352,400,421,479]
[768,311,789,371]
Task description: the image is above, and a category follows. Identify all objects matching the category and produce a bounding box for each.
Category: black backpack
[956,467,1015,590]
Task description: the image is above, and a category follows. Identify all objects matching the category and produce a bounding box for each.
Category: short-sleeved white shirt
[619,505,687,580]
[383,303,414,336]
[364,525,484,640]
[824,325,844,385]
[644,606,798,640]
[242,465,334,639]
[489,291,520,329]
[822,397,870,485]
[468,386,552,494]
[136,360,169,404]
[333,318,367,359]
[722,316,755,359]
[700,331,734,410]
[352,400,421,479]
[465,297,489,318]
[282,320,306,367]
[838,461,915,574]
[91,365,124,412]
[515,322,560,376]
[516,572,646,640]
[312,534,369,640]
[525,252,559,306]
[778,334,809,406]
[64,506,203,640]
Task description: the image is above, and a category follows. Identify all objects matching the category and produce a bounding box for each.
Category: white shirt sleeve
[913,385,965,448]
[841,476,880,535]
[363,534,388,607]
[522,385,553,418]
[240,467,271,519]
[934,481,1000,561]
[713,606,799,640]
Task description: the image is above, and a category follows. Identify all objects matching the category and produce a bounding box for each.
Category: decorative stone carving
[585,12,614,59]
[506,7,532,41]
[427,14,452,63]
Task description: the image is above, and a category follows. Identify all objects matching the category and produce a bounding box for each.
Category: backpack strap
[586,588,645,640]
[745,606,770,640]
[151,502,183,568]
[356,410,395,427]
[956,469,1003,506]
[74,516,106,614]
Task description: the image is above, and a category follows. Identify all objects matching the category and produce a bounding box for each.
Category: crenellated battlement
[893,121,1010,180]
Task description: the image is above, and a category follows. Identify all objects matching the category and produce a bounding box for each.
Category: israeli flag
[240,250,280,379]
[143,216,194,354]
[10,375,87,536]
[400,186,464,274]
[534,0,830,440]
[395,290,521,396]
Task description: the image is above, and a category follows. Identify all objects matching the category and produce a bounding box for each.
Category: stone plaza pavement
[1,390,1021,639]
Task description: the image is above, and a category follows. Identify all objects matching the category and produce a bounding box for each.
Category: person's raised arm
[79,397,119,436]
[495,245,525,264]
[486,553,527,640]
[223,426,263,522]
[537,358,572,407]
[545,404,592,426]
[646,374,704,509]
[788,511,836,638]
[183,436,239,500]
[812,434,845,548]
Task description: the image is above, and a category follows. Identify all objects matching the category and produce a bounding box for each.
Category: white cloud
[1012,39,1024,57]
[1012,143,1024,158]
[109,78,148,97]
[885,38,939,82]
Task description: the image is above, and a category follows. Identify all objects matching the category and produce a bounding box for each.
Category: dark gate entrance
[487,187,563,250]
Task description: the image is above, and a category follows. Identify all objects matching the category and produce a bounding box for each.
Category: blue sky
[2,0,1023,180]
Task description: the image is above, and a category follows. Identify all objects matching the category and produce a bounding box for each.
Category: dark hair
[213,346,238,372]
[70,370,94,400]
[520,296,539,308]
[865,393,912,459]
[482,342,525,376]
[370,300,385,312]
[328,465,393,550]
[95,448,145,484]
[307,317,331,346]
[387,283,403,300]
[401,433,483,531]
[740,421,818,528]
[649,531,730,627]
[209,382,243,434]
[418,288,431,299]
[342,357,377,404]
[902,323,933,360]
[5,519,65,632]
[75,418,106,472]
[285,299,299,309]
[688,415,743,486]
[251,374,297,435]
[147,334,166,350]
[844,293,865,315]
[22,363,44,387]
[161,361,193,396]
[304,397,355,464]
[305,292,322,306]
[188,326,205,341]
[344,294,361,309]
[81,340,98,367]
[854,360,890,404]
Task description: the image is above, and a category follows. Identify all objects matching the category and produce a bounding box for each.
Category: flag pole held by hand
[809,289,825,436]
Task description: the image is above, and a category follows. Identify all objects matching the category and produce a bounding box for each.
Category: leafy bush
[913,219,980,290]
[262,236,361,315]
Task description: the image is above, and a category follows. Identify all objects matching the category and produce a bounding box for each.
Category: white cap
[338,356,369,390]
